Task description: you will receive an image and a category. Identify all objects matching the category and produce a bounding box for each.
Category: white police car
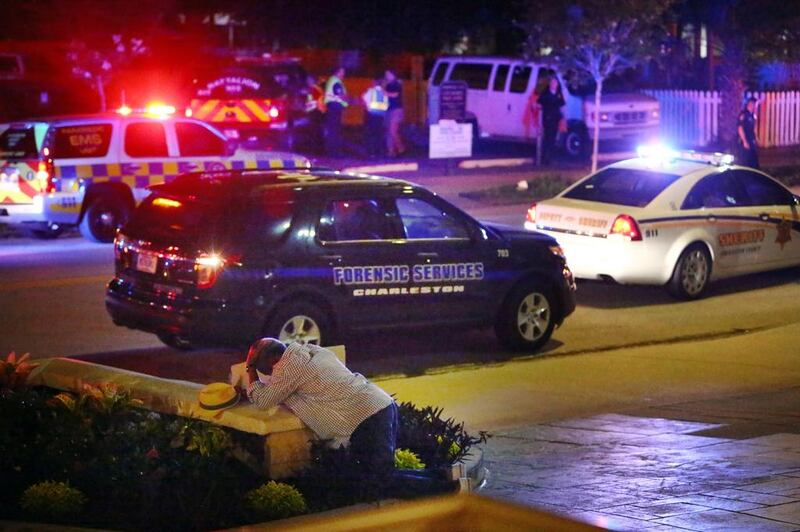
[525,147,800,298]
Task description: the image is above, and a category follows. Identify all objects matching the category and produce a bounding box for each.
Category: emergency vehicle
[106,169,576,351]
[0,106,309,242]
[187,55,308,147]
[526,147,800,298]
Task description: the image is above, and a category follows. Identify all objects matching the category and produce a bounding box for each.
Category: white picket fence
[644,89,800,148]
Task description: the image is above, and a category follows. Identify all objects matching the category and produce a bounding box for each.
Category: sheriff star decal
[775,218,792,250]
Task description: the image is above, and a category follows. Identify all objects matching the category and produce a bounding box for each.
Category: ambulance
[0,106,309,242]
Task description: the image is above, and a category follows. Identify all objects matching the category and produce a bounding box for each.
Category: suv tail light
[37,160,55,193]
[609,214,642,241]
[195,253,240,289]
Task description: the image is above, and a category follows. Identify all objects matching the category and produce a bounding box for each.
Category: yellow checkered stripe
[189,99,276,123]
[53,158,309,191]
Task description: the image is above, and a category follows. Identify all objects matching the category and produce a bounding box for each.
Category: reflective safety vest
[306,85,325,113]
[324,75,348,107]
[363,86,389,113]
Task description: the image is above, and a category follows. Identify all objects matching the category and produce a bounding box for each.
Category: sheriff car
[0,106,309,242]
[525,147,800,298]
[106,169,576,351]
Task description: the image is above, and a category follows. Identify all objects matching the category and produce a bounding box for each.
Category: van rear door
[448,62,492,133]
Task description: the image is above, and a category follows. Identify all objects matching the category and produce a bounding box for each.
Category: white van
[428,56,659,157]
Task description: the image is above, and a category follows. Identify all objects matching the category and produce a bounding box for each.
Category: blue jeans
[349,402,398,474]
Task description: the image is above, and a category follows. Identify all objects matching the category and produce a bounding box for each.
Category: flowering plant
[0,352,38,392]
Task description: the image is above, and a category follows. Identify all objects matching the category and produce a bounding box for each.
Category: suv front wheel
[79,193,131,243]
[495,283,556,352]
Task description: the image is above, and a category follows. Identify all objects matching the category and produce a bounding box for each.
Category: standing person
[537,76,566,165]
[361,78,389,157]
[304,74,325,154]
[737,97,759,169]
[324,66,349,156]
[384,69,406,157]
[244,338,398,474]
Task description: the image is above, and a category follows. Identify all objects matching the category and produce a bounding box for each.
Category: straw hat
[198,382,240,411]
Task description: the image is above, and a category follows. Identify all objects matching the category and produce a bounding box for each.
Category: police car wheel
[495,284,555,352]
[79,194,131,243]
[157,333,194,351]
[267,302,331,347]
[668,244,712,300]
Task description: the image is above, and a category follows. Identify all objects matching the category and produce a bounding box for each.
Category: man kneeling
[244,338,397,474]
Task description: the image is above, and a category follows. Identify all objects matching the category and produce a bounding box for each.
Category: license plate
[136,252,158,274]
[223,129,240,139]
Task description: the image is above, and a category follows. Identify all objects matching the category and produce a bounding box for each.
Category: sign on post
[429,119,472,159]
[439,81,468,121]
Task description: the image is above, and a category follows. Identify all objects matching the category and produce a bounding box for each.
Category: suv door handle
[417,252,439,258]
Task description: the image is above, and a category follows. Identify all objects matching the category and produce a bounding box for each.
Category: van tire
[79,193,131,243]
[563,124,589,159]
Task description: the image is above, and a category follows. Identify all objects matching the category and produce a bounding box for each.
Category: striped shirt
[247,343,393,446]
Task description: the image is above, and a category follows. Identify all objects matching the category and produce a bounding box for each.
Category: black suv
[106,170,576,351]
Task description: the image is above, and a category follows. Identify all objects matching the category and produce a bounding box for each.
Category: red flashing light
[38,160,56,193]
[195,253,240,289]
[268,106,280,119]
[609,214,642,241]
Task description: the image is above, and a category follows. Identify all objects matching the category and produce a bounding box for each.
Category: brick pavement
[482,387,800,531]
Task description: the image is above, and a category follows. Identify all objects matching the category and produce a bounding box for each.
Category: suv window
[318,199,399,242]
[493,64,510,91]
[0,126,38,159]
[431,61,449,86]
[50,124,113,159]
[125,122,168,158]
[565,167,681,207]
[509,65,532,94]
[682,171,749,209]
[396,197,470,239]
[449,63,492,90]
[732,170,793,206]
[176,122,226,156]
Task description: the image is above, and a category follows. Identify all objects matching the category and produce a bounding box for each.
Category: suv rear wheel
[266,301,332,346]
[79,193,131,243]
[495,283,556,352]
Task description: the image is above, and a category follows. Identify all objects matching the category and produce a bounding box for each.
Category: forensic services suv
[0,107,309,242]
[526,147,800,299]
[106,169,576,351]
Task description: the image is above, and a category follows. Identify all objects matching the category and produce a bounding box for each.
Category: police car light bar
[637,144,734,167]
[116,103,177,119]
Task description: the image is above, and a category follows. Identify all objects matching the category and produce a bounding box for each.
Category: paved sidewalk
[482,387,800,531]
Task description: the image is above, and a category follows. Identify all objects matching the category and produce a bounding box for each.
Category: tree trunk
[717,39,745,151]
[592,79,603,173]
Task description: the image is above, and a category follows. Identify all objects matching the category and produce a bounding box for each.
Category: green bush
[19,481,86,519]
[394,448,425,470]
[245,481,307,521]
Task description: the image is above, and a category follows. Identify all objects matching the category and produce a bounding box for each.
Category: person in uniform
[245,338,397,474]
[361,78,389,157]
[324,66,349,156]
[384,69,406,157]
[537,76,566,165]
[737,97,759,169]
[303,74,325,154]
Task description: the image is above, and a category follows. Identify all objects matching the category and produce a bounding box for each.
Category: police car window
[396,198,470,240]
[682,172,749,209]
[49,124,113,159]
[493,65,510,91]
[175,122,226,157]
[0,127,38,159]
[125,122,168,158]
[431,62,449,86]
[732,170,793,206]
[450,63,492,90]
[509,65,532,93]
[318,199,398,242]
[564,168,681,207]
